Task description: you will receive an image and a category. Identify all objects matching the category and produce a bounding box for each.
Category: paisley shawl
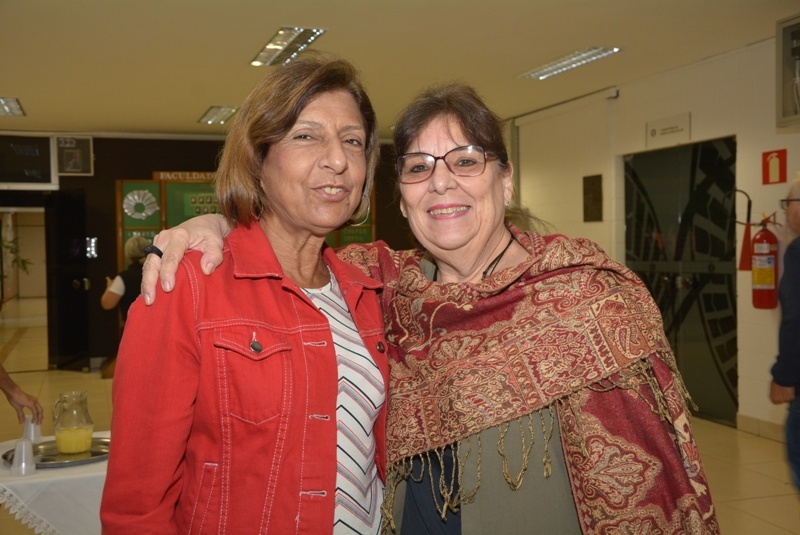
[337,225,719,534]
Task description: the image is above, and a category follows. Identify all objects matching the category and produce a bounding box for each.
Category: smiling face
[399,115,514,260]
[259,89,367,238]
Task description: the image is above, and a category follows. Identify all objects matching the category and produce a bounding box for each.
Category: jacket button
[376,342,385,353]
[250,340,262,353]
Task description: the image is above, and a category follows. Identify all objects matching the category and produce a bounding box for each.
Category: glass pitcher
[53,391,94,454]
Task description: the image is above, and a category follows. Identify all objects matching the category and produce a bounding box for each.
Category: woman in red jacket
[100,53,389,534]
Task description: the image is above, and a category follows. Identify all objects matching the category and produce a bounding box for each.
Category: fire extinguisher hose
[737,189,753,271]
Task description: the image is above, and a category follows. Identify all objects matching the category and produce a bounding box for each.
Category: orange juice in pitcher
[53,391,94,454]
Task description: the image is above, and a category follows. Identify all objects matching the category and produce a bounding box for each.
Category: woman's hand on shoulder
[141,214,231,305]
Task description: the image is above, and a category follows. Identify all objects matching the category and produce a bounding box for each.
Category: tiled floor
[0,297,798,533]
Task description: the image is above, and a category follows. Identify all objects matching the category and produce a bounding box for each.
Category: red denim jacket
[101,222,389,534]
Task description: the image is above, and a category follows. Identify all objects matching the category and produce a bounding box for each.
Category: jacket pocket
[187,462,218,535]
[214,326,292,425]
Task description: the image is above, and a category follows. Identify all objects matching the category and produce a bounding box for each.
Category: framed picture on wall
[56,136,94,176]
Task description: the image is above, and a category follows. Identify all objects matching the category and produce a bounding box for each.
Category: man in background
[770,177,800,489]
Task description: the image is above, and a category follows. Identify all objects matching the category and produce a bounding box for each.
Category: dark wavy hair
[393,83,509,168]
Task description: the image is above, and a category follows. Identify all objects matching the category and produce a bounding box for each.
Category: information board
[0,135,56,189]
[164,181,219,228]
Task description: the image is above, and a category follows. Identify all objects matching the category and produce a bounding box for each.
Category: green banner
[164,182,219,228]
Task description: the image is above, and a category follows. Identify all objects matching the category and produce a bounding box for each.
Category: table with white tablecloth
[0,431,109,535]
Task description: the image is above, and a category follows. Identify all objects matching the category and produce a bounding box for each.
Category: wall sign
[56,136,94,175]
[761,149,787,185]
[645,113,691,149]
[153,171,215,181]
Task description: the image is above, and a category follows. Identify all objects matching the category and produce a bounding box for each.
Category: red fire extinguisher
[751,216,779,309]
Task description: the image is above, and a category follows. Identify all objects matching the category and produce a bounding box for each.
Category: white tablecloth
[0,431,109,535]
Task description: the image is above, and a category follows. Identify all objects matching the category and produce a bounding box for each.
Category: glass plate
[2,437,110,468]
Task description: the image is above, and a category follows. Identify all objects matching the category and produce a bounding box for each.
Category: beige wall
[514,89,621,258]
[513,39,800,430]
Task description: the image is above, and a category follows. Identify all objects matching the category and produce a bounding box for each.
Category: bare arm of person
[141,214,231,305]
[101,276,123,310]
[0,365,44,424]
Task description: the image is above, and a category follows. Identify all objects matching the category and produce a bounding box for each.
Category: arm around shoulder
[141,214,231,305]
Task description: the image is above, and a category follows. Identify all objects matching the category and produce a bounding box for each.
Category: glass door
[625,137,737,425]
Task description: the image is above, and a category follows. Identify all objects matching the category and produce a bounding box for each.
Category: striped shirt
[303,272,385,534]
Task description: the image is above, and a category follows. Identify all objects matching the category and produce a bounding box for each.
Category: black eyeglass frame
[395,145,498,184]
[781,198,800,209]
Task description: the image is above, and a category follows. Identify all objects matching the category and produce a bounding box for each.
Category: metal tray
[2,437,110,468]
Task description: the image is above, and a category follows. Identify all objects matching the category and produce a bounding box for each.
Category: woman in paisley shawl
[141,83,719,534]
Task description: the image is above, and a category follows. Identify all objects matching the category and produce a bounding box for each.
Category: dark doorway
[45,189,90,370]
[0,189,93,370]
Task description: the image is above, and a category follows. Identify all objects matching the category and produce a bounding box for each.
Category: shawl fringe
[380,357,694,534]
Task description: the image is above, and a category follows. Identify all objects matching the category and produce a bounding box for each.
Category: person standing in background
[99,235,148,378]
[100,235,149,323]
[770,176,800,489]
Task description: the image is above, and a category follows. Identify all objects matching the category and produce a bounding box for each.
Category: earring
[352,193,370,226]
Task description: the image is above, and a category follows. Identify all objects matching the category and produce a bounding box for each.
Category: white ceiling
[2,0,800,140]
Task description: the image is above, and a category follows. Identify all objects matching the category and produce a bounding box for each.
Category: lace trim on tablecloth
[0,485,59,535]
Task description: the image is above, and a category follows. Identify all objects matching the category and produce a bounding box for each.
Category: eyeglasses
[781,198,800,209]
[396,145,497,184]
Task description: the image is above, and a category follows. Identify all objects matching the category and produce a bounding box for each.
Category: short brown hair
[393,83,508,167]
[216,52,378,225]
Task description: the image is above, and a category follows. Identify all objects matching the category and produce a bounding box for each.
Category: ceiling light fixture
[198,106,238,125]
[520,47,621,80]
[0,97,25,116]
[250,27,326,67]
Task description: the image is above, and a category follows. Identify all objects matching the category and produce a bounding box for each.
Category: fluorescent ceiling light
[0,97,25,116]
[520,47,621,80]
[198,106,238,125]
[250,27,325,67]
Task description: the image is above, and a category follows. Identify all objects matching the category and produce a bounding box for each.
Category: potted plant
[1,237,32,310]
[2,237,32,273]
